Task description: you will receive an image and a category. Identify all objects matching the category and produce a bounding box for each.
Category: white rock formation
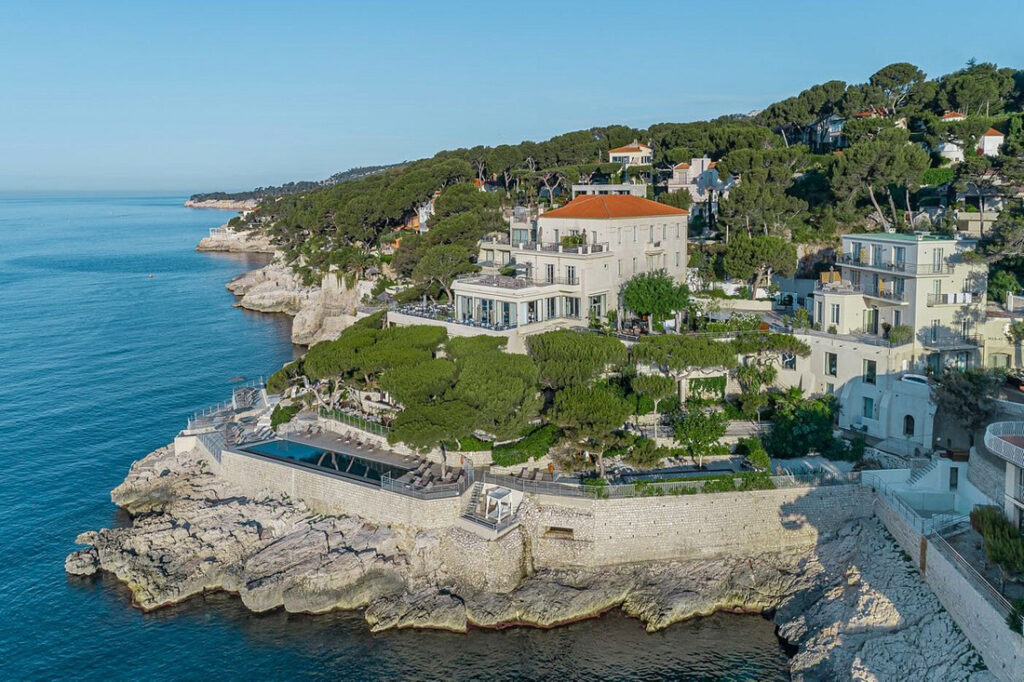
[196,225,276,254]
[66,443,991,680]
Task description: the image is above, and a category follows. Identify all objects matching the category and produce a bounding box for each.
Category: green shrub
[491,424,561,467]
[737,436,771,470]
[448,434,491,452]
[267,359,303,394]
[270,403,302,429]
[583,476,609,498]
[689,376,727,402]
[922,167,954,186]
[971,506,1024,575]
[1008,599,1024,634]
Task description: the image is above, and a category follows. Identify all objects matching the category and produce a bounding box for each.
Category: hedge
[492,424,561,467]
[270,403,302,429]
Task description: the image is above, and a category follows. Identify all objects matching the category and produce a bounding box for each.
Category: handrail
[930,528,1017,624]
[984,422,1024,467]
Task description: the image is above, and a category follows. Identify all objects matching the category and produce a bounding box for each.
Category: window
[931,319,939,343]
[782,353,797,370]
[633,226,637,242]
[632,257,638,273]
[825,352,837,377]
[862,396,874,419]
[546,297,557,319]
[892,310,902,327]
[545,264,555,284]
[617,259,622,276]
[825,382,835,395]
[893,278,904,296]
[871,244,883,267]
[675,252,680,267]
[863,359,876,384]
[903,414,915,436]
[949,467,959,491]
[817,302,824,325]
[617,227,622,245]
[894,246,906,268]
[852,241,863,263]
[566,266,577,285]
[564,297,580,319]
[990,353,1011,369]
[589,295,603,318]
[662,225,667,241]
[830,304,840,325]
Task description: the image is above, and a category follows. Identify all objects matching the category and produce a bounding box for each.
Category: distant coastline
[184,198,258,211]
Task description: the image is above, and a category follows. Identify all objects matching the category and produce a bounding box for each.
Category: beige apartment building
[390,195,688,352]
[776,232,989,454]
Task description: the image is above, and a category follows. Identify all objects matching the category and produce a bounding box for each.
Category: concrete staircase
[462,482,484,519]
[906,459,938,487]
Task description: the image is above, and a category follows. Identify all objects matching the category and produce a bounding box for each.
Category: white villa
[665,157,734,215]
[390,195,688,352]
[608,140,653,167]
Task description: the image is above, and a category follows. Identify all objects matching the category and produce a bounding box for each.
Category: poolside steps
[462,482,484,517]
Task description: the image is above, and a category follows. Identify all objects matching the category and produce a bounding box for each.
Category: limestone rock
[67,443,989,681]
[196,224,274,253]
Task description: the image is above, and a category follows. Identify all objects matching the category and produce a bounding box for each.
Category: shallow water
[0,193,789,680]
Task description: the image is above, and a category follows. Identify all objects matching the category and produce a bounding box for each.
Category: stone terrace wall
[524,485,875,570]
[873,493,1024,682]
[216,448,464,529]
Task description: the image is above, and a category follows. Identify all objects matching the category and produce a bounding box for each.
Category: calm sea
[0,194,789,681]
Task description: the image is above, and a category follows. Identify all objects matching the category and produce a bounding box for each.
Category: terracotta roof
[673,162,691,169]
[542,195,688,220]
[707,161,718,169]
[940,111,965,120]
[609,143,652,153]
[984,127,1004,137]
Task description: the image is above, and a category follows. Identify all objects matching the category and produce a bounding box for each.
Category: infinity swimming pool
[243,439,411,483]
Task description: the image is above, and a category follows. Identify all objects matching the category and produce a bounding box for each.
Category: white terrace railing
[984,421,1024,468]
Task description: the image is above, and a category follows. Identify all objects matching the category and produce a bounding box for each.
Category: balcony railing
[926,292,979,306]
[923,333,980,349]
[455,274,579,289]
[984,421,1024,468]
[815,280,906,302]
[837,253,954,275]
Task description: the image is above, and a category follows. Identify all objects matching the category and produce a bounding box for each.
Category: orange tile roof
[940,111,965,120]
[673,162,691,169]
[984,127,1004,137]
[609,143,651,153]
[542,195,688,220]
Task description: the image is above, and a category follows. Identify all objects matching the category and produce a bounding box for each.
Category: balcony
[984,422,1024,468]
[926,292,979,306]
[488,239,609,256]
[922,333,980,349]
[837,253,953,276]
[455,274,579,290]
[815,279,907,303]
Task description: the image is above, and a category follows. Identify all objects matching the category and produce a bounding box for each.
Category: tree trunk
[904,187,915,227]
[597,450,606,479]
[751,269,765,299]
[442,284,453,305]
[886,191,900,229]
[865,184,888,227]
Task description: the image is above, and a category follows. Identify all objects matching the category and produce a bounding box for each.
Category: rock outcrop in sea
[66,444,992,681]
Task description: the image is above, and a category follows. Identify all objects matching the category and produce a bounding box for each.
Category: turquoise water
[0,194,790,680]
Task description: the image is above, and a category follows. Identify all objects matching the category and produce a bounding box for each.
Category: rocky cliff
[66,444,991,680]
[196,225,276,254]
[225,263,364,345]
[185,199,259,211]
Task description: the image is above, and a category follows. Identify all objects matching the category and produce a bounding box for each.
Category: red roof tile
[609,143,651,153]
[542,195,688,220]
[984,127,1004,137]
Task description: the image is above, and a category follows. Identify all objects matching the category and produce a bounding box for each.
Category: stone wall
[873,493,1024,682]
[216,447,464,529]
[525,485,875,569]
[969,444,1006,504]
[925,542,1024,682]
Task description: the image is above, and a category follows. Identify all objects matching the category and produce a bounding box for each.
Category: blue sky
[2,0,1023,192]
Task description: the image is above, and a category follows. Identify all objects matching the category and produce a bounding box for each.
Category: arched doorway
[903,414,915,436]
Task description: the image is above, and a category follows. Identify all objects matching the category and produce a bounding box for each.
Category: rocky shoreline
[196,226,363,345]
[66,443,991,680]
[185,198,259,211]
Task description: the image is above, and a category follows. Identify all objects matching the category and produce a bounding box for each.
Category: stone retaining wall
[525,485,874,569]
[215,446,464,530]
[873,493,1024,681]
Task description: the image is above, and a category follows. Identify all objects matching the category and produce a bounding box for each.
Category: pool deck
[286,431,417,471]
